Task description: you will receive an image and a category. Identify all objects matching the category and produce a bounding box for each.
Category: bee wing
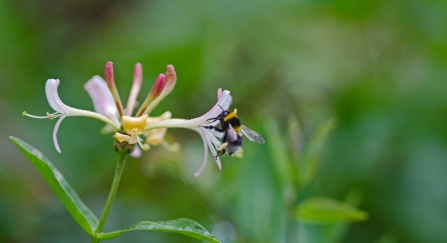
[241,125,265,144]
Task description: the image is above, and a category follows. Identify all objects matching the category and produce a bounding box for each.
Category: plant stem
[92,152,128,243]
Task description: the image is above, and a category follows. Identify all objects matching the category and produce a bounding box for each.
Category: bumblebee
[202,107,265,158]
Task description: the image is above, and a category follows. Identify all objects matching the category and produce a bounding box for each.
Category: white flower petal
[43,79,120,129]
[52,116,66,153]
[195,89,232,125]
[186,127,222,174]
[192,127,222,171]
[84,76,120,125]
[203,128,222,149]
[45,79,68,113]
[194,129,209,177]
[203,131,222,170]
[207,127,224,139]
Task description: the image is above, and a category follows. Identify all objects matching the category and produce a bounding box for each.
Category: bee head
[225,108,237,116]
[217,105,230,118]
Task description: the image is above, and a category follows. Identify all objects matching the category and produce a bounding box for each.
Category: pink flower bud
[151,74,167,97]
[104,62,124,117]
[135,74,166,117]
[105,62,116,90]
[135,65,176,117]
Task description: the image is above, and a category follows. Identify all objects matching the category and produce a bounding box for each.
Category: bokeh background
[1,0,447,242]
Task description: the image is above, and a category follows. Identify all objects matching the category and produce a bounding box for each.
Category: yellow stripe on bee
[233,125,242,136]
[224,112,238,122]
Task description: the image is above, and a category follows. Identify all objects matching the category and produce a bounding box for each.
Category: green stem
[92,152,128,243]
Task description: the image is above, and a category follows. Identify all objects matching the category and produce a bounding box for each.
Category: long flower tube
[145,89,232,176]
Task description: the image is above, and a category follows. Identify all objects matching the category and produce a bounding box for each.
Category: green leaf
[10,136,98,235]
[295,197,368,224]
[299,118,337,187]
[98,218,221,243]
[296,191,367,243]
[264,117,296,207]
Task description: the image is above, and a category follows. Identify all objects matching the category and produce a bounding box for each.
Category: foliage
[2,0,447,242]
[10,137,220,243]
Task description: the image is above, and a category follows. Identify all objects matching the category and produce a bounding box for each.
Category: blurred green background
[1,0,447,242]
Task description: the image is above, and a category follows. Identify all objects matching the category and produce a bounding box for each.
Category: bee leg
[205,117,219,124]
[200,125,224,133]
[215,142,228,159]
[218,142,228,151]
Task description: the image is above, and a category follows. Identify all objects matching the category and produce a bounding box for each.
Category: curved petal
[203,131,222,170]
[45,79,68,113]
[42,79,120,129]
[196,89,232,125]
[52,116,67,153]
[194,129,209,177]
[191,127,222,173]
[202,128,222,150]
[84,76,119,125]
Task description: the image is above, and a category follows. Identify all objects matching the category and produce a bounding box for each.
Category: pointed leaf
[10,136,98,235]
[299,118,337,187]
[98,218,221,243]
[295,197,368,224]
[264,117,296,206]
[296,190,366,243]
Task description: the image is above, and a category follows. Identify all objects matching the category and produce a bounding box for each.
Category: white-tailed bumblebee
[202,106,265,158]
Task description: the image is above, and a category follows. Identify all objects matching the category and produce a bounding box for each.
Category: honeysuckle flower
[23,79,121,153]
[24,62,177,154]
[145,89,232,177]
[23,61,232,177]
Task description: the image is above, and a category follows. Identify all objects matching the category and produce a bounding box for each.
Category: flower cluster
[24,62,232,176]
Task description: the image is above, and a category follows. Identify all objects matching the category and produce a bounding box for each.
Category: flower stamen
[138,137,150,151]
[22,111,63,119]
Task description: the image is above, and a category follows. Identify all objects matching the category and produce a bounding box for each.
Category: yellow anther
[46,112,55,119]
[142,143,150,151]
